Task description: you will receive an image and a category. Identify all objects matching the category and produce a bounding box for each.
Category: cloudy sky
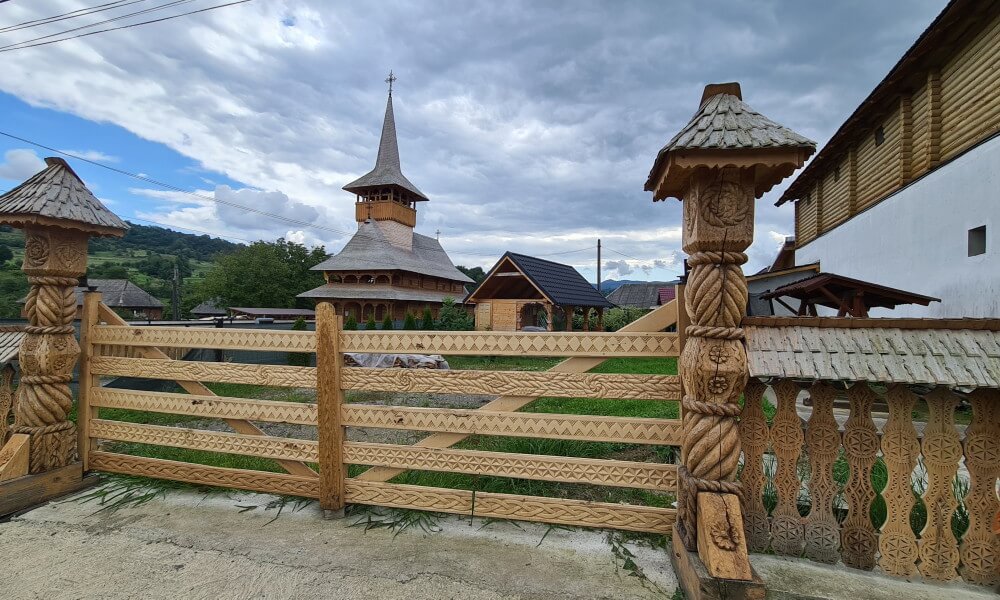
[0,0,946,281]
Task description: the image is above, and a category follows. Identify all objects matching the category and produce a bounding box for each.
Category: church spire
[343,72,428,202]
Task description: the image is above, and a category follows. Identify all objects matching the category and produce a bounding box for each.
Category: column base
[0,462,99,518]
[671,525,766,600]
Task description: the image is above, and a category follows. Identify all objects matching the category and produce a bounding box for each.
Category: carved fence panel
[740,377,999,587]
[80,299,683,535]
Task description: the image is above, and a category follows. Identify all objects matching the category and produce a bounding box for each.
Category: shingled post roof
[645,83,816,201]
[343,92,428,201]
[0,157,128,236]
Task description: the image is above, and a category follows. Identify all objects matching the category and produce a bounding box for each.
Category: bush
[403,312,417,330]
[381,314,394,330]
[366,315,377,330]
[344,315,358,330]
[601,307,650,332]
[421,306,435,330]
[287,317,310,366]
[436,298,474,330]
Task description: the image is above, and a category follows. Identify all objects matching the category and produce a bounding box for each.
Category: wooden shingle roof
[343,93,428,201]
[0,157,128,236]
[745,317,1000,388]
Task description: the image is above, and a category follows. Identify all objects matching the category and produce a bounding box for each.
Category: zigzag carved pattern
[340,331,679,357]
[342,368,681,400]
[345,442,676,489]
[342,405,682,445]
[344,480,676,533]
[91,356,316,388]
[90,420,318,463]
[91,388,318,425]
[91,325,316,352]
[90,451,320,497]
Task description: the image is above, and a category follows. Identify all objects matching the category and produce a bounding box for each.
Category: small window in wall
[968,225,986,256]
[874,126,885,146]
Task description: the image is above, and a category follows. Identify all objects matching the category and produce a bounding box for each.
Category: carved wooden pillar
[596,307,604,332]
[644,83,814,589]
[582,307,591,331]
[11,227,88,472]
[564,305,574,331]
[545,304,554,331]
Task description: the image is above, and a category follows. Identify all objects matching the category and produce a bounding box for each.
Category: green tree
[344,315,358,330]
[456,265,487,293]
[0,245,12,264]
[365,315,377,330]
[287,317,310,366]
[381,314,394,330]
[402,312,417,330]
[436,298,473,330]
[200,238,326,309]
[422,306,435,329]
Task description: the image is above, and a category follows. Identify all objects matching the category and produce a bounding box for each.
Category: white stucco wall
[796,134,1000,318]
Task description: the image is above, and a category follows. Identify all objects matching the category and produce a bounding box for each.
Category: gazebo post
[597,307,605,332]
[645,84,814,596]
[582,307,591,331]
[545,304,554,331]
[0,157,127,511]
[564,305,574,331]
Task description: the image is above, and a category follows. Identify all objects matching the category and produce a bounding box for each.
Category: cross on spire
[385,70,397,95]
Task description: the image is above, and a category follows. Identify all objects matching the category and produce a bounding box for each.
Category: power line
[0,0,196,51]
[0,0,251,53]
[0,1,147,34]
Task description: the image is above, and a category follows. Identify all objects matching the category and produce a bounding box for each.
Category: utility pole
[172,261,180,320]
[596,238,602,295]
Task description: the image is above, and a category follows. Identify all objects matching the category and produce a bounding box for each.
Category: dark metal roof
[308,220,472,283]
[644,84,816,193]
[79,279,163,308]
[497,252,613,308]
[191,299,226,316]
[606,282,677,309]
[0,157,129,236]
[343,93,428,201]
[229,307,316,318]
[761,272,940,310]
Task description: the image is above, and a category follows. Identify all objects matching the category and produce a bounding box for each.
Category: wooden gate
[79,293,683,533]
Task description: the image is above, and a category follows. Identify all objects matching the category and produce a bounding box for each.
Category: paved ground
[0,487,993,600]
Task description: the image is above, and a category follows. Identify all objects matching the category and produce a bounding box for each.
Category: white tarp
[344,353,450,369]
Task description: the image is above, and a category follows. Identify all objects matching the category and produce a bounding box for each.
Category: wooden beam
[317,303,345,513]
[696,493,753,580]
[78,291,102,471]
[671,525,766,600]
[90,355,316,388]
[90,388,317,424]
[0,434,30,482]
[0,463,97,518]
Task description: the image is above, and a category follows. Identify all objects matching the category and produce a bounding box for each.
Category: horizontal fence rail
[91,356,315,388]
[90,325,680,357]
[91,388,318,424]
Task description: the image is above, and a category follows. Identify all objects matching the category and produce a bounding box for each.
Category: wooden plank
[90,451,320,498]
[0,463,95,518]
[91,324,316,352]
[671,525,766,600]
[93,305,317,478]
[89,420,317,463]
[343,404,682,445]
[356,300,679,483]
[344,479,676,534]
[78,291,102,471]
[90,356,316,388]
[342,368,681,400]
[696,493,753,580]
[316,303,345,512]
[90,388,318,425]
[0,434,30,482]
[339,330,680,357]
[345,442,676,490]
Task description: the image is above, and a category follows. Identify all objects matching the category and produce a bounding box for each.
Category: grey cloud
[0,149,45,182]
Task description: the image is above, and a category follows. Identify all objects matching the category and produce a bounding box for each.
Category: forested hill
[88,222,240,260]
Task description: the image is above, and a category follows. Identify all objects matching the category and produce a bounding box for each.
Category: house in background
[31,278,163,320]
[298,84,472,321]
[228,307,316,321]
[778,0,1000,317]
[468,252,613,331]
[606,282,678,310]
[191,299,226,319]
[746,262,820,316]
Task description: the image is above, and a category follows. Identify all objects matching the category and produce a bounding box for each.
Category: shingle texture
[503,252,613,308]
[343,94,428,201]
[663,93,816,153]
[307,220,472,283]
[606,282,676,309]
[0,158,128,235]
[81,279,163,309]
[0,329,24,366]
[746,323,1000,388]
[299,285,465,303]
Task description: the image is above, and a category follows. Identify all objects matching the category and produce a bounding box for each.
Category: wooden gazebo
[762,272,939,317]
[468,252,613,331]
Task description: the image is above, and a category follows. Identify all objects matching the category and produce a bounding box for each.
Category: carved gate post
[645,83,814,593]
[0,157,127,474]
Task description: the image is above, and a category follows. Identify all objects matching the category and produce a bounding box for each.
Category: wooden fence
[740,378,999,586]
[80,295,683,534]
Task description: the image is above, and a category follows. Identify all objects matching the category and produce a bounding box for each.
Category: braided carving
[13,229,87,473]
[677,167,753,552]
[0,365,13,444]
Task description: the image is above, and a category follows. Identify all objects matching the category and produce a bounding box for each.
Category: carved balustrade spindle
[770,379,804,555]
[12,227,88,472]
[802,382,840,564]
[919,387,962,580]
[0,365,13,444]
[878,385,920,577]
[960,389,1000,585]
[738,378,769,552]
[840,383,879,570]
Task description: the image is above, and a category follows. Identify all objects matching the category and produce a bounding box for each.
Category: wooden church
[298,78,472,322]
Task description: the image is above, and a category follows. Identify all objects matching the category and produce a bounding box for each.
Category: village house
[467,252,613,331]
[298,82,472,322]
[606,281,678,310]
[777,0,1000,317]
[71,278,163,320]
